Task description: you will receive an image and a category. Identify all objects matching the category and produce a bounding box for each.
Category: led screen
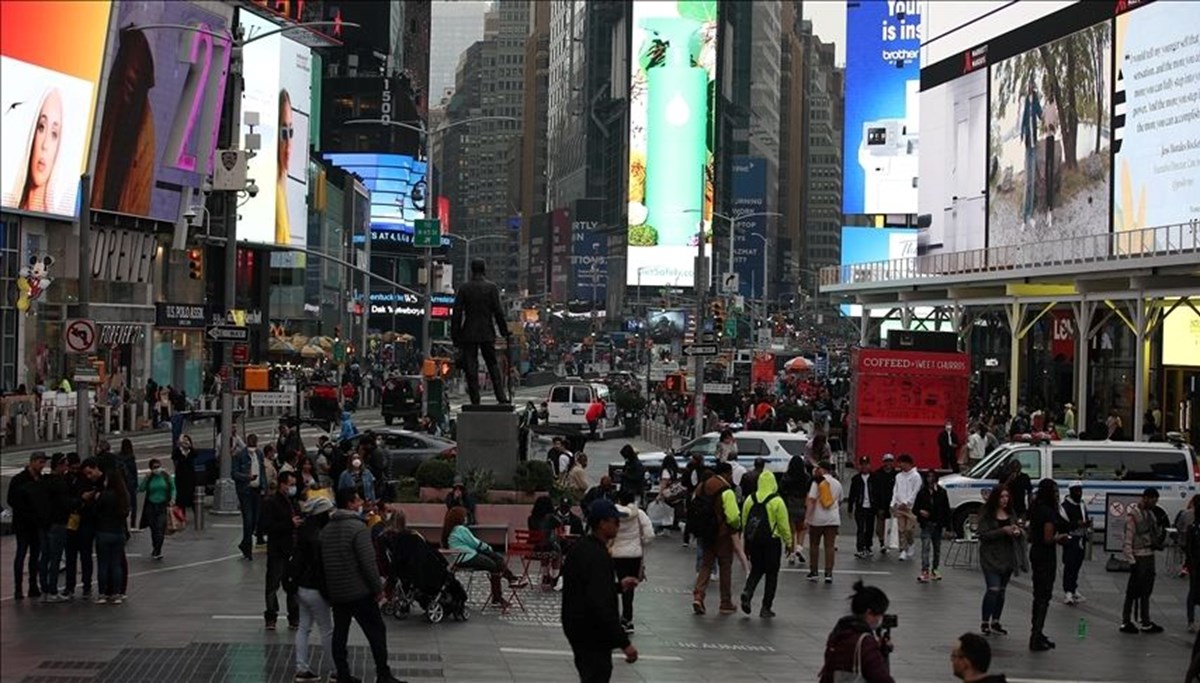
[0,1,111,218]
[627,0,717,287]
[1164,304,1200,368]
[323,153,428,237]
[840,226,918,317]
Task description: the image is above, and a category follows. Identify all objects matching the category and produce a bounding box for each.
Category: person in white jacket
[612,489,654,633]
[891,454,922,561]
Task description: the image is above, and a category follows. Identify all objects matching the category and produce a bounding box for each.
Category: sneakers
[1072,590,1086,602]
[989,621,1008,635]
[692,599,706,615]
[824,573,834,584]
[1119,622,1140,634]
[109,595,124,605]
[760,608,776,618]
[94,595,109,605]
[1139,622,1164,634]
[152,553,163,561]
[294,672,319,682]
[917,571,931,583]
[1064,592,1077,605]
[807,571,819,582]
[980,622,992,635]
[621,619,635,633]
[59,590,73,601]
[931,569,943,581]
[786,552,797,567]
[740,594,752,615]
[898,549,909,561]
[265,620,277,631]
[288,621,300,631]
[718,603,738,615]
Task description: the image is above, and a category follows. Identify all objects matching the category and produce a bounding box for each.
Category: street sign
[333,341,347,364]
[414,218,441,247]
[250,391,295,408]
[232,343,249,363]
[682,343,718,357]
[724,317,737,339]
[721,273,739,294]
[64,319,98,354]
[705,382,733,395]
[74,359,101,384]
[700,331,715,344]
[206,325,248,342]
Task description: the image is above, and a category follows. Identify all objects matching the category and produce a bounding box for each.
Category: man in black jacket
[40,454,73,602]
[847,456,877,558]
[450,258,511,405]
[7,452,47,600]
[618,444,645,502]
[261,471,301,630]
[914,470,952,582]
[562,499,639,682]
[870,454,897,555]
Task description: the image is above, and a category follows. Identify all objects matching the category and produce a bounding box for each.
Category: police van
[939,436,1198,536]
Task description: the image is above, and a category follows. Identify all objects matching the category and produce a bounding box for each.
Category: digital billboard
[627,0,717,287]
[917,69,987,255]
[88,1,233,222]
[239,11,311,247]
[0,1,111,218]
[1164,304,1200,368]
[840,227,918,316]
[1112,0,1200,255]
[323,152,435,246]
[987,21,1111,256]
[572,198,607,302]
[731,156,766,298]
[843,0,923,216]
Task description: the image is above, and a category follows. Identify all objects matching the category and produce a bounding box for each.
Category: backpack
[1150,505,1170,551]
[687,485,727,545]
[743,492,778,546]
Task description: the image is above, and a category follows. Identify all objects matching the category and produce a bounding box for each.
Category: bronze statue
[450,258,510,405]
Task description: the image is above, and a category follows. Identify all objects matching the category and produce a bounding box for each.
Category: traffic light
[711,300,726,337]
[187,248,203,280]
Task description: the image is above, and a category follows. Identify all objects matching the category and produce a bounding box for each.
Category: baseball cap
[302,496,335,516]
[586,499,625,525]
[882,453,895,461]
[50,453,67,469]
[858,456,871,465]
[1067,480,1083,489]
[29,451,47,463]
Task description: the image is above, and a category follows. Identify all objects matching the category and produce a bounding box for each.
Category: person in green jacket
[740,470,792,618]
[442,506,528,608]
[138,458,174,560]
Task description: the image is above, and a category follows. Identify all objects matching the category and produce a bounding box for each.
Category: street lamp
[444,232,509,285]
[684,209,782,291]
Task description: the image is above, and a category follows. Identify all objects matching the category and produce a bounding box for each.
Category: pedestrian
[740,470,791,618]
[319,488,403,683]
[914,469,951,582]
[443,506,527,608]
[680,452,707,548]
[1001,460,1032,520]
[890,454,921,561]
[136,458,174,560]
[1119,487,1165,634]
[172,434,197,515]
[818,581,894,683]
[7,451,47,600]
[561,452,591,501]
[262,470,301,630]
[40,453,72,601]
[84,457,130,605]
[547,437,573,478]
[289,494,335,683]
[691,461,741,615]
[848,456,877,558]
[444,478,477,525]
[233,434,266,559]
[967,424,989,465]
[618,444,645,503]
[1185,494,1200,632]
[116,438,139,530]
[1059,481,1091,605]
[561,499,639,682]
[805,459,844,583]
[872,454,897,554]
[976,485,1024,635]
[612,488,654,633]
[938,420,961,472]
[781,454,810,565]
[65,452,99,599]
[1028,478,1069,650]
[951,632,1008,682]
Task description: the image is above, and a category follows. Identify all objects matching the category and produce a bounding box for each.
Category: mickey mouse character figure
[16,254,54,312]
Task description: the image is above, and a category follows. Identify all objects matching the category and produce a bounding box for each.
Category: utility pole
[75,175,92,459]
[693,222,707,439]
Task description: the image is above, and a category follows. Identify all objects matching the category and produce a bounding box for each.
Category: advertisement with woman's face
[0,1,112,218]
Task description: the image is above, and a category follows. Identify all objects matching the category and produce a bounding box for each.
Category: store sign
[156,302,207,329]
[90,228,157,283]
[100,323,141,346]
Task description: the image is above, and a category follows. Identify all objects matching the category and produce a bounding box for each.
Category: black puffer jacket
[288,514,330,592]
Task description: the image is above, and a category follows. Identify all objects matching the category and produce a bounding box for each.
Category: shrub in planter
[415,458,455,488]
[513,460,555,494]
[463,466,495,502]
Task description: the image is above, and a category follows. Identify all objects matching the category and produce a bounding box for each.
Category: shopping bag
[166,505,187,534]
[647,499,674,528]
[885,518,899,549]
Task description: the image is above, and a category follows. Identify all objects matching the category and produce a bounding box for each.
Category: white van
[544,380,615,432]
[939,438,1198,535]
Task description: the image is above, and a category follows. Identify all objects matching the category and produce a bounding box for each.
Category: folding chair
[946,517,980,569]
[511,529,560,590]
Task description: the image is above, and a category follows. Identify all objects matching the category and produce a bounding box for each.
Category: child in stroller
[377,510,468,623]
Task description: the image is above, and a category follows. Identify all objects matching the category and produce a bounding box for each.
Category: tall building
[429,0,492,107]
[519,1,550,298]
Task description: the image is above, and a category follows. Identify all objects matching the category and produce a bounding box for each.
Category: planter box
[418,486,451,503]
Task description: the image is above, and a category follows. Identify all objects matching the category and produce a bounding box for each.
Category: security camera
[246,181,259,198]
[182,207,197,222]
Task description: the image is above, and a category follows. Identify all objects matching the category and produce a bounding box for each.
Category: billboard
[627,0,718,287]
[731,156,766,298]
[987,21,1111,256]
[1112,0,1200,255]
[322,152,446,251]
[917,69,987,255]
[239,11,311,247]
[1164,304,1200,368]
[0,1,112,218]
[572,198,607,302]
[843,0,923,216]
[88,1,233,222]
[840,227,918,316]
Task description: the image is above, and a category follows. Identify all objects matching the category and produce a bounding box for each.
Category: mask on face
[285,485,297,497]
[351,458,362,469]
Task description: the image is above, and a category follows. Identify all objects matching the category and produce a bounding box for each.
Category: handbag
[831,633,869,683]
[166,505,187,534]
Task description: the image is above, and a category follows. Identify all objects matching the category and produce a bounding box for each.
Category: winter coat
[318,510,382,604]
[611,503,653,559]
[819,616,894,683]
[739,471,792,547]
[913,485,952,528]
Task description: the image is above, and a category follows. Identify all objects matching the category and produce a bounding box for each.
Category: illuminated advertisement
[322,153,443,250]
[1164,304,1200,368]
[731,156,766,297]
[0,1,112,218]
[239,11,311,247]
[840,227,918,316]
[843,0,922,215]
[572,198,607,302]
[987,21,1111,256]
[89,1,233,222]
[627,0,717,287]
[1112,1,1200,255]
[917,69,987,255]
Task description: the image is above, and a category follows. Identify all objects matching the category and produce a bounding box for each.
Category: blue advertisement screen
[840,226,918,315]
[322,153,427,233]
[731,156,766,298]
[843,0,922,215]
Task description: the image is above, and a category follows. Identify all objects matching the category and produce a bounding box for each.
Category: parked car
[380,375,423,426]
[338,427,457,479]
[609,430,810,492]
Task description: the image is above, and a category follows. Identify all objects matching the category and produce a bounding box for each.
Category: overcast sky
[803,0,848,66]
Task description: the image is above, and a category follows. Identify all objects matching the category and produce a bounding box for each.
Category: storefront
[152,303,206,399]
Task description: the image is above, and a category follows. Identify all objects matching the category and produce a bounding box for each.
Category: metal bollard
[193,485,206,530]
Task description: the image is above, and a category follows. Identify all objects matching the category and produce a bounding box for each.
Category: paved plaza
[1,436,1193,682]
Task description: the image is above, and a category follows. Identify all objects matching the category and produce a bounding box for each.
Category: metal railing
[820,221,1200,288]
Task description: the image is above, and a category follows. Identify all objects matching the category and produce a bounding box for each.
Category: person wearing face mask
[233,434,267,560]
[819,581,895,683]
[261,471,301,630]
[338,453,377,504]
[137,458,174,560]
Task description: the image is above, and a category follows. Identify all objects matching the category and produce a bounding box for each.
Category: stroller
[380,530,469,624]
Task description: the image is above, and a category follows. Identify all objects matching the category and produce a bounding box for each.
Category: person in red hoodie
[585,399,606,440]
[819,581,894,683]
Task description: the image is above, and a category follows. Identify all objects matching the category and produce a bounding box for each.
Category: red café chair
[511,529,561,591]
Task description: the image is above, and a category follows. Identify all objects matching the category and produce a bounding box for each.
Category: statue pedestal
[457,404,519,485]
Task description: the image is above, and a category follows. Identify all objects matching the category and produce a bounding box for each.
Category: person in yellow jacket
[739,470,792,618]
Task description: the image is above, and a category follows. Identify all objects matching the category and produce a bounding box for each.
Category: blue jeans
[1023,145,1037,222]
[95,531,126,596]
[66,524,95,594]
[982,569,1012,622]
[295,587,334,673]
[237,488,260,553]
[40,524,68,594]
[920,525,943,572]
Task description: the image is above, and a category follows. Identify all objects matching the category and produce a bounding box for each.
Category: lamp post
[444,232,509,285]
[683,209,781,291]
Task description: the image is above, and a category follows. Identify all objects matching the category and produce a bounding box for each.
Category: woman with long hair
[90,27,155,214]
[442,506,526,607]
[116,438,139,529]
[1028,478,1069,651]
[93,464,130,604]
[275,88,294,244]
[782,454,811,565]
[10,87,64,213]
[172,434,197,512]
[975,485,1024,635]
[819,581,894,683]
